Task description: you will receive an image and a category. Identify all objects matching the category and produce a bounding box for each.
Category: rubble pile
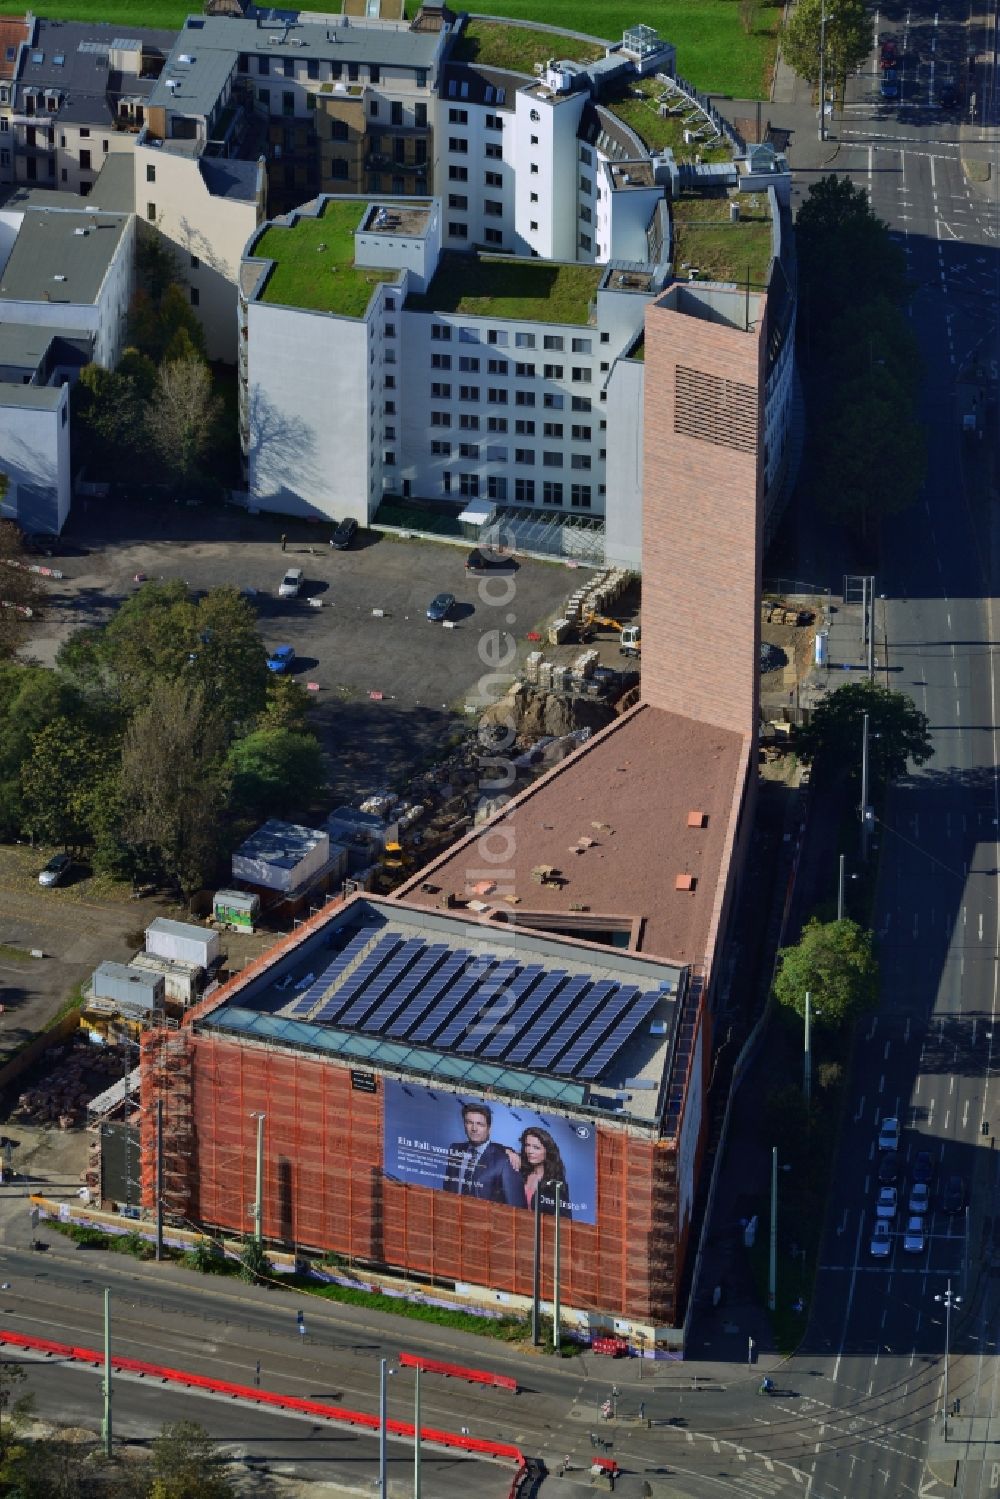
[12,1039,130,1131]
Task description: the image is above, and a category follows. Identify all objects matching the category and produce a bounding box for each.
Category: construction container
[213,889,260,932]
[92,960,164,1017]
[232,820,331,894]
[129,952,203,1007]
[145,918,220,970]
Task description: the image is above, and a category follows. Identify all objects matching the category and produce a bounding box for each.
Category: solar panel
[387,952,467,1038]
[506,974,591,1066]
[578,989,662,1080]
[285,928,380,1016]
[312,935,403,1024]
[336,938,426,1028]
[363,944,450,1033]
[530,979,618,1071]
[555,985,639,1075]
[457,964,546,1053]
[410,958,499,1045]
[433,960,520,1050]
[481,970,568,1059]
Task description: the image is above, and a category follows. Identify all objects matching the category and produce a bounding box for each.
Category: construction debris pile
[12,1037,131,1132]
[547,567,635,645]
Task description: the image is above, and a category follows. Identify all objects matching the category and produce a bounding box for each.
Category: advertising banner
[383,1082,597,1224]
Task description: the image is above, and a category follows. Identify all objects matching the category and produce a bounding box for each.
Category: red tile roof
[0,17,29,82]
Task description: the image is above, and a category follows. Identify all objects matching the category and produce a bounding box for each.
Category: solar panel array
[284,926,671,1084]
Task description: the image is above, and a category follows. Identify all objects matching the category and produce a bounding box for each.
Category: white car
[870,1220,892,1258]
[908,1181,930,1215]
[876,1186,897,1220]
[878,1116,900,1151]
[903,1216,925,1253]
[278,567,304,599]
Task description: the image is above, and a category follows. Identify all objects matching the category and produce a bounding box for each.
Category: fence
[399,1350,518,1392]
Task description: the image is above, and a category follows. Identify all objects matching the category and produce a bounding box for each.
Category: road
[771,0,1000,1495]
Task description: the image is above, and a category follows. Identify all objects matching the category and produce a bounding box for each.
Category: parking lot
[24,498,583,800]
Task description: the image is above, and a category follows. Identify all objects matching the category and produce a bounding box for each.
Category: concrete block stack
[524,651,543,685]
[574,650,600,680]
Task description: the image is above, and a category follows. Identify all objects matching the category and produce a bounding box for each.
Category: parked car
[870,1220,892,1258]
[266,644,295,674]
[426,592,456,622]
[278,568,304,598]
[903,1216,925,1253]
[938,80,959,108]
[876,1186,897,1220]
[330,518,358,551]
[878,1117,900,1151]
[941,1175,965,1214]
[878,1150,899,1184]
[880,69,899,99]
[880,37,898,68]
[466,548,517,573]
[908,1181,930,1215]
[911,1149,933,1183]
[38,852,73,888]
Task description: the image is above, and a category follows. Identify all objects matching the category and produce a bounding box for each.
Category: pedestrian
[589,1432,597,1448]
[638,1401,645,1420]
[281,532,287,552]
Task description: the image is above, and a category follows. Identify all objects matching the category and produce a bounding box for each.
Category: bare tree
[0,518,45,661]
[144,358,222,492]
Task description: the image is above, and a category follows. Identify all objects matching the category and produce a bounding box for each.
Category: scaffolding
[139,1024,194,1223]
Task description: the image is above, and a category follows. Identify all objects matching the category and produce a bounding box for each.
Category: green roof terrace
[671,190,773,288]
[252,200,401,319]
[408,252,603,326]
[605,77,733,163]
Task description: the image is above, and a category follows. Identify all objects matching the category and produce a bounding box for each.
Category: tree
[150,1420,236,1499]
[826,296,922,398]
[796,680,932,786]
[782,0,870,87]
[0,666,79,837]
[136,231,183,304]
[238,1239,271,1285]
[0,1361,30,1459]
[258,675,313,734]
[145,357,222,491]
[226,726,325,820]
[20,717,110,848]
[119,678,228,895]
[774,917,879,1028]
[796,176,906,333]
[815,374,927,534]
[0,521,45,661]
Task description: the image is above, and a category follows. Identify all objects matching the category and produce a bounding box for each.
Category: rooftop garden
[408,252,602,325]
[450,19,606,73]
[671,191,774,287]
[605,77,733,162]
[253,200,399,318]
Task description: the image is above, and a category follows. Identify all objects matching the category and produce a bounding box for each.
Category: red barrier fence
[0,1328,525,1467]
[399,1350,518,1392]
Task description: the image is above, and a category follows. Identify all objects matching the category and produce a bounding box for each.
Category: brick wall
[641,287,766,739]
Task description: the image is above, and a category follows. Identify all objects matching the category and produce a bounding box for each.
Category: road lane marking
[855,1094,866,1121]
[833,1215,866,1383]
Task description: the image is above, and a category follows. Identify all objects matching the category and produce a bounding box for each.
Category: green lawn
[0,0,192,22]
[412,1,780,98]
[410,252,601,326]
[605,77,733,160]
[672,191,774,285]
[253,199,400,318]
[451,19,606,71]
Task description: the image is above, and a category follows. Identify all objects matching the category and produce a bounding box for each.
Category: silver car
[278,567,304,599]
[38,852,72,887]
[903,1216,925,1253]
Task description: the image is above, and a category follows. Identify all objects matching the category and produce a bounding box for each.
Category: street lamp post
[934,1279,962,1431]
[251,1111,266,1244]
[531,1183,542,1345]
[378,1358,393,1496]
[551,1181,563,1351]
[413,1363,421,1499]
[804,991,813,1111]
[860,712,873,861]
[768,1146,778,1311]
[818,8,828,140]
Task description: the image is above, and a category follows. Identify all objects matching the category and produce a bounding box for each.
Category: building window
[515,391,535,408]
[448,193,468,210]
[543,451,562,467]
[488,358,508,375]
[487,330,508,347]
[431,324,452,341]
[579,207,592,224]
[543,393,564,410]
[146,201,156,221]
[190,287,199,306]
[515,448,534,464]
[543,364,562,380]
[259,87,271,106]
[487,388,508,404]
[543,336,564,351]
[571,454,591,470]
[530,192,538,203]
[391,100,402,126]
[571,424,591,441]
[331,158,348,180]
[529,221,538,232]
[258,56,269,76]
[146,163,155,182]
[459,442,479,459]
[385,426,396,439]
[431,383,451,398]
[543,482,563,505]
[486,443,507,459]
[431,411,451,427]
[449,136,468,153]
[459,414,480,431]
[348,62,360,81]
[431,441,451,456]
[307,58,319,80]
[579,176,592,194]
[384,451,396,466]
[516,333,536,349]
[458,356,479,372]
[484,170,502,186]
[515,362,534,378]
[415,103,427,126]
[443,472,452,494]
[459,385,480,401]
[484,199,503,217]
[431,353,452,369]
[384,375,396,389]
[571,485,592,508]
[487,417,508,434]
[515,479,535,503]
[458,329,478,344]
[543,422,563,438]
[572,367,592,383]
[487,476,507,500]
[459,474,479,497]
[515,418,535,435]
[80,149,91,170]
[572,396,592,412]
[485,112,503,130]
[572,338,592,354]
[371,64,381,84]
[529,163,538,175]
[448,107,467,123]
[580,145,592,165]
[448,165,468,181]
[530,133,538,144]
[369,98,379,117]
[485,141,502,160]
[384,323,396,339]
[579,233,592,251]
[384,400,396,414]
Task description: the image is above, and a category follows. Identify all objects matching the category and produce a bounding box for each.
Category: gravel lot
[23,498,584,800]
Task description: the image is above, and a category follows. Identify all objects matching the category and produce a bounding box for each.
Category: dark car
[880,37,898,68]
[941,1174,965,1213]
[38,852,73,888]
[911,1149,933,1184]
[880,68,899,99]
[331,517,358,551]
[878,1150,899,1184]
[266,644,295,674]
[938,81,959,108]
[466,548,517,573]
[426,592,455,622]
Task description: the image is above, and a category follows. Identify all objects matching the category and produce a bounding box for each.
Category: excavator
[582,612,641,656]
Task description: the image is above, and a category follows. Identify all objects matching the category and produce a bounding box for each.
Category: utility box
[92,960,164,1017]
[213,888,260,932]
[129,952,203,1007]
[145,917,220,970]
